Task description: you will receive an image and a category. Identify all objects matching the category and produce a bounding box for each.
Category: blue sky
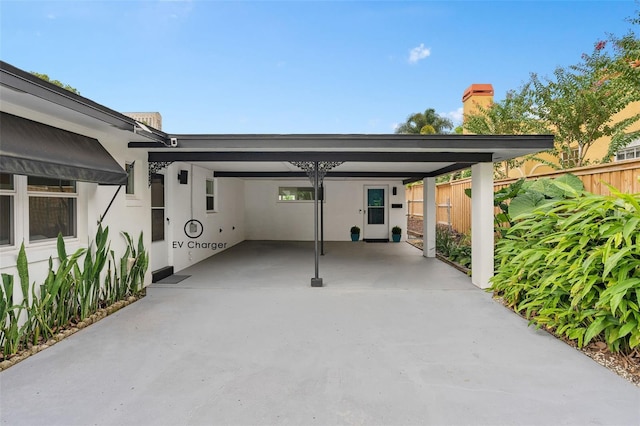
[1,1,637,134]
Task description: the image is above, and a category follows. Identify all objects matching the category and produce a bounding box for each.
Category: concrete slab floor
[1,241,639,425]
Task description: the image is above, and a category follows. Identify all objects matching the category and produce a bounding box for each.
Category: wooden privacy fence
[406,159,640,235]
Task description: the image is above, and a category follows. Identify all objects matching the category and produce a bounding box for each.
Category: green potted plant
[391,226,402,242]
[350,226,360,242]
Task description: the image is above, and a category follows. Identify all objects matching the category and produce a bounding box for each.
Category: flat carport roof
[130,133,553,184]
[131,133,553,289]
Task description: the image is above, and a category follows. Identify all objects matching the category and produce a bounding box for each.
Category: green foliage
[508,174,585,219]
[0,228,148,358]
[0,274,25,357]
[435,225,471,269]
[491,186,640,353]
[464,83,544,135]
[30,72,81,95]
[350,226,360,234]
[463,12,640,170]
[395,108,454,135]
[392,226,402,235]
[466,174,585,236]
[529,39,640,168]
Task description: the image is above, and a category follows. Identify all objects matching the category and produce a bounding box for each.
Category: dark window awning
[0,112,127,185]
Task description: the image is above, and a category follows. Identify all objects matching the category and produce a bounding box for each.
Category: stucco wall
[0,104,152,294]
[244,179,407,241]
[163,163,245,273]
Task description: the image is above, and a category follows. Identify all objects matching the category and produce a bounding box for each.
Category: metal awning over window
[0,112,127,185]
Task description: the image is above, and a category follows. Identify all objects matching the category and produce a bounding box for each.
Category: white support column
[423,177,436,258]
[471,162,494,288]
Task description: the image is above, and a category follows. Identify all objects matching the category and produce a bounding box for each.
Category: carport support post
[311,161,323,287]
[471,162,494,289]
[423,177,436,258]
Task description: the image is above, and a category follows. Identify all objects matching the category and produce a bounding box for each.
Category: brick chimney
[462,84,494,134]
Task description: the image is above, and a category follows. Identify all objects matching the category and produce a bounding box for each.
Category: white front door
[150,173,169,272]
[363,185,389,240]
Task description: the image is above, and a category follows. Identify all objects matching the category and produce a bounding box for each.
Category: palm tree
[395,108,454,134]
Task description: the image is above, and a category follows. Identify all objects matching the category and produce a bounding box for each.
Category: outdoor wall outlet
[190,223,197,233]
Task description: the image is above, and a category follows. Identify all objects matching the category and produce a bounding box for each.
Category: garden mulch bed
[0,292,145,372]
[406,215,640,387]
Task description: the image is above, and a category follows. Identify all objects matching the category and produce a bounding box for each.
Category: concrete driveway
[1,241,639,425]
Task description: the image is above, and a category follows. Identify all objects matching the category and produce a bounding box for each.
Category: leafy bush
[466,173,585,236]
[491,184,640,353]
[350,226,360,234]
[0,227,148,358]
[435,225,471,269]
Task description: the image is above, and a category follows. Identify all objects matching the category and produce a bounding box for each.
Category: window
[150,174,165,242]
[27,177,76,241]
[125,162,135,195]
[616,145,640,161]
[278,187,318,201]
[206,179,215,212]
[561,148,580,168]
[0,174,14,246]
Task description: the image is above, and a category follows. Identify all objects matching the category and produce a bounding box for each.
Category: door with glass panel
[363,185,389,240]
[150,173,169,272]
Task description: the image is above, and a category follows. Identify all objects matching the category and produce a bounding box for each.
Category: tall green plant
[76,225,109,319]
[29,236,85,343]
[0,274,25,357]
[492,185,640,352]
[1,227,149,358]
[121,232,149,296]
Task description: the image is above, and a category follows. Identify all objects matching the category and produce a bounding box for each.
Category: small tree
[464,83,547,177]
[529,37,640,168]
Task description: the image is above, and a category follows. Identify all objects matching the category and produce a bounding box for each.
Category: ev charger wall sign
[173,220,228,251]
[184,220,203,239]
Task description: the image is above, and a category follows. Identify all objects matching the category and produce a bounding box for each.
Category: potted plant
[391,226,402,242]
[350,226,360,242]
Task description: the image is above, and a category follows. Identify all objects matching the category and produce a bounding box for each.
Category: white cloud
[46,13,56,20]
[444,107,464,125]
[408,43,431,64]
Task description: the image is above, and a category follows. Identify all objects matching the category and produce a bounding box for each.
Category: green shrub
[435,224,471,269]
[491,184,640,353]
[1,227,148,358]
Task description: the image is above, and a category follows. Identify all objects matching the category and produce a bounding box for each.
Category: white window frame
[615,144,640,161]
[206,178,216,213]
[125,162,135,195]
[0,174,15,248]
[27,176,78,243]
[277,186,324,202]
[560,148,580,168]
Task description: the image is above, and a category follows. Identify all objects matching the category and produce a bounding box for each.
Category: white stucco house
[0,60,553,291]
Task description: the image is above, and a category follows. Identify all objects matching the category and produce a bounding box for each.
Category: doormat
[156,275,190,284]
[364,239,388,243]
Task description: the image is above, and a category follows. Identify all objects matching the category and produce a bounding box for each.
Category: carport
[130,133,553,288]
